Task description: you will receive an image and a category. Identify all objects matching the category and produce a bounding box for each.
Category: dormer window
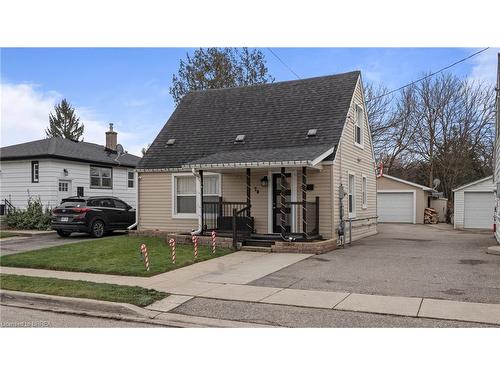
[307,129,317,138]
[234,134,246,144]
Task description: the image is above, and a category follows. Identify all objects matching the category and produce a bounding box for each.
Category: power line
[267,48,301,79]
[367,47,490,102]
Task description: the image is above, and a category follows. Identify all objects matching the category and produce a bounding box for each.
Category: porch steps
[240,245,272,252]
[242,239,275,247]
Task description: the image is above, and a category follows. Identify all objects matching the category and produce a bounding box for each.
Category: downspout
[190,168,203,235]
[127,170,139,230]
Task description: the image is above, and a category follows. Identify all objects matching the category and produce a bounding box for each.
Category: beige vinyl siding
[376,176,427,224]
[138,172,197,232]
[333,76,377,241]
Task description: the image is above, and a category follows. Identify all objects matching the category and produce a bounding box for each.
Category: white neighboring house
[0,124,141,212]
[453,176,494,230]
[494,53,500,242]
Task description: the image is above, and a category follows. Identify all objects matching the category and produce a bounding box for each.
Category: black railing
[1,199,15,216]
[281,197,319,237]
[202,199,253,235]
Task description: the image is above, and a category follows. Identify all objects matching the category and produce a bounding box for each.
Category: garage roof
[378,174,435,191]
[452,175,494,192]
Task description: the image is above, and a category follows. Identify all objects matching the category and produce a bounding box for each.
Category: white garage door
[377,192,414,223]
[464,192,493,229]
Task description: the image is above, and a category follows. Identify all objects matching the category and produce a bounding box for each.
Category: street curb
[0,290,274,328]
[1,231,56,237]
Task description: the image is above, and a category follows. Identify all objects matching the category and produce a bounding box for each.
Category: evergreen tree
[170,48,274,105]
[45,99,85,141]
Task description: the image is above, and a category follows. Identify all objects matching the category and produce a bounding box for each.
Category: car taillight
[72,208,91,213]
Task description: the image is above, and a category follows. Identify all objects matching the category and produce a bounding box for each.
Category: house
[453,176,494,230]
[494,53,500,242]
[137,71,378,247]
[376,174,445,224]
[0,124,141,211]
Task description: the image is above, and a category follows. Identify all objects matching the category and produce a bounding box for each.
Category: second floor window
[31,161,39,183]
[90,166,112,188]
[354,104,364,146]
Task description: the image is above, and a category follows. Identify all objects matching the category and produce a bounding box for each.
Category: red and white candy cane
[140,243,150,271]
[211,231,216,254]
[169,238,176,264]
[192,235,198,259]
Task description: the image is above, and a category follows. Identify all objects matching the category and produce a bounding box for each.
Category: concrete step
[240,245,272,252]
[243,239,275,247]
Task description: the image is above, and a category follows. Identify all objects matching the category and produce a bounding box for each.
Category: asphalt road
[173,297,495,328]
[0,305,159,328]
[0,231,127,255]
[250,224,500,304]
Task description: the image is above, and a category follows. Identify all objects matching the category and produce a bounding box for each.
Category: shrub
[6,197,52,231]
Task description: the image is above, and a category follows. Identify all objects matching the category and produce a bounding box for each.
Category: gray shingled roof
[139,71,360,170]
[0,137,141,167]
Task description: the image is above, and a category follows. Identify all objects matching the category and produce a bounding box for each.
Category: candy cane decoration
[140,243,150,271]
[169,238,176,264]
[211,231,216,254]
[192,235,198,259]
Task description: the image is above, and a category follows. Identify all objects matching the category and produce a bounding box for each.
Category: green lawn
[0,274,167,307]
[0,235,232,276]
[0,231,18,239]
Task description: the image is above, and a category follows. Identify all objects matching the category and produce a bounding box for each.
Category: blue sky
[1,47,499,155]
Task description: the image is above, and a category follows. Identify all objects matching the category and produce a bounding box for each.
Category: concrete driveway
[250,224,500,304]
[0,231,127,255]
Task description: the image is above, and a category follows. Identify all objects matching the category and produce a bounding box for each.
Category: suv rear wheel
[56,229,71,238]
[90,219,105,238]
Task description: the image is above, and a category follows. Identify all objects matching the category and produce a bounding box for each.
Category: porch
[197,167,322,247]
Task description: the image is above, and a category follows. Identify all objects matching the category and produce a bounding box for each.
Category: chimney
[105,123,117,151]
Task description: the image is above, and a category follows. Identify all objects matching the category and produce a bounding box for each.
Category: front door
[57,180,72,204]
[272,173,291,233]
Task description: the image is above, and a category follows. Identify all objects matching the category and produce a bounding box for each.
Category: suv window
[113,200,128,209]
[59,200,86,208]
[98,198,115,208]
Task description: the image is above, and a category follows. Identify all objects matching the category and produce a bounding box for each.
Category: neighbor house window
[31,161,39,183]
[128,171,134,188]
[362,175,367,209]
[348,173,355,217]
[354,104,364,146]
[90,166,112,188]
[58,181,69,192]
[174,175,197,215]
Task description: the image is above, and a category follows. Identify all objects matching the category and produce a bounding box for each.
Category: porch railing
[280,197,319,237]
[202,199,254,234]
[1,199,15,216]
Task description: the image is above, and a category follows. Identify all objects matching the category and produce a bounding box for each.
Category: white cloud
[469,47,500,84]
[0,82,145,156]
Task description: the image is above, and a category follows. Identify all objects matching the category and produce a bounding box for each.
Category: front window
[90,166,113,188]
[174,175,197,215]
[203,174,221,214]
[348,173,355,216]
[31,161,39,183]
[128,171,134,188]
[354,104,364,146]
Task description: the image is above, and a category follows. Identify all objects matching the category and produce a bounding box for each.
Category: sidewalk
[0,230,55,237]
[2,250,500,326]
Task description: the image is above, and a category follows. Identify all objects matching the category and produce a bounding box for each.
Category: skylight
[166,139,176,146]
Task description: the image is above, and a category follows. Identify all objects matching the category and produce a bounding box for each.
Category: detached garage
[377,174,436,224]
[453,176,494,230]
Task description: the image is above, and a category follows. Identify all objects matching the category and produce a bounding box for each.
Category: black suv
[51,196,136,238]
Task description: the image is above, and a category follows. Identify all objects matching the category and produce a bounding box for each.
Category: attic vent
[166,139,176,146]
[307,129,317,137]
[234,134,246,143]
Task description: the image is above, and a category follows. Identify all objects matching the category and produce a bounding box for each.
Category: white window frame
[31,161,39,183]
[90,165,113,189]
[348,172,356,218]
[171,172,221,219]
[127,170,135,188]
[354,103,364,149]
[362,174,367,209]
